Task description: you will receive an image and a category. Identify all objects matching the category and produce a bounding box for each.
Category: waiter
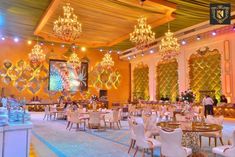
[202,95,214,117]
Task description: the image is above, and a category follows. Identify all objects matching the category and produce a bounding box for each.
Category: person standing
[202,95,214,117]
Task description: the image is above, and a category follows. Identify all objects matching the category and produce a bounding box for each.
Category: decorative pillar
[223,40,233,103]
[177,49,188,93]
[147,60,156,100]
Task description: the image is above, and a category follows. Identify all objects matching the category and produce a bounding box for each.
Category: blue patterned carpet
[31,113,234,157]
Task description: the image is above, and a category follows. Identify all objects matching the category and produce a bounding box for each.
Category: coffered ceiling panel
[34,0,176,47]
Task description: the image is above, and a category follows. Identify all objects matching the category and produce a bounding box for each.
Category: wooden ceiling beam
[34,0,61,36]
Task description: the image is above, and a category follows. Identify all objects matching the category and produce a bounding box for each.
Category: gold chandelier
[67,52,81,68]
[53,3,82,42]
[28,42,45,63]
[159,24,180,58]
[130,16,155,50]
[101,53,114,67]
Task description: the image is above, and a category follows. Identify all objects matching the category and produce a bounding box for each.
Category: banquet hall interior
[0,0,235,157]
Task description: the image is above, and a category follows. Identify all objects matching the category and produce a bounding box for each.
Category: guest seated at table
[220,95,228,103]
[213,96,218,106]
[31,96,40,102]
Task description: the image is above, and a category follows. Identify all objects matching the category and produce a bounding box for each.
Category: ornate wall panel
[133,63,149,100]
[189,47,222,102]
[156,59,178,101]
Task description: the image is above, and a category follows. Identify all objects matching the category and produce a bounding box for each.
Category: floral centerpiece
[181,89,195,103]
[90,95,98,110]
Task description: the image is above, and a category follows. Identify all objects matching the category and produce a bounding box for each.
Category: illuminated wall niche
[156,59,179,101]
[189,47,222,102]
[133,63,149,100]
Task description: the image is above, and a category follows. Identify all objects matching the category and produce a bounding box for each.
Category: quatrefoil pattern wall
[189,48,222,102]
[133,63,149,100]
[156,59,179,101]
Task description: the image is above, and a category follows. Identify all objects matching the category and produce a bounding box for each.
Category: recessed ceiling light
[14,37,19,42]
[27,40,32,45]
[181,40,186,45]
[81,46,86,52]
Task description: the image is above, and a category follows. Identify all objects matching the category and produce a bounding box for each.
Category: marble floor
[30,112,235,157]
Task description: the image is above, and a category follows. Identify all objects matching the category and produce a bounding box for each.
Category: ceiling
[0,0,234,50]
[34,0,176,48]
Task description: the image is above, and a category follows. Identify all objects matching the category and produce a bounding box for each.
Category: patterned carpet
[30,113,235,157]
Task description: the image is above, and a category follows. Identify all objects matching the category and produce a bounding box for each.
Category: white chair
[160,128,192,157]
[43,106,53,120]
[68,111,86,131]
[88,111,101,129]
[144,114,160,138]
[212,130,235,157]
[133,123,161,157]
[200,115,224,147]
[50,105,57,120]
[104,110,120,129]
[117,108,122,127]
[127,118,137,153]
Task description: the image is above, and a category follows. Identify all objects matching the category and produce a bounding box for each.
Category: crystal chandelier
[130,16,155,50]
[28,42,45,63]
[53,3,82,42]
[159,24,180,58]
[101,53,114,67]
[67,52,81,68]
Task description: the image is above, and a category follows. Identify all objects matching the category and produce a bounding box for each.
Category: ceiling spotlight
[117,51,120,54]
[196,36,201,40]
[40,42,44,46]
[61,44,65,48]
[212,31,217,36]
[127,56,131,60]
[1,37,5,41]
[133,55,136,58]
[81,46,86,52]
[109,50,112,53]
[99,49,103,52]
[141,53,144,56]
[27,40,32,45]
[181,40,186,45]
[150,50,154,54]
[14,37,19,42]
[51,42,54,46]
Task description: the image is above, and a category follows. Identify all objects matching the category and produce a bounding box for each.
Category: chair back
[224,130,235,156]
[133,123,150,148]
[160,128,187,157]
[215,115,224,125]
[112,110,119,122]
[89,112,101,125]
[44,106,50,114]
[118,108,122,120]
[69,111,79,123]
[127,118,136,139]
[175,114,186,121]
[50,106,57,112]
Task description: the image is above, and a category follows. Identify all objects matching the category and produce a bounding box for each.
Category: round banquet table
[157,121,223,156]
